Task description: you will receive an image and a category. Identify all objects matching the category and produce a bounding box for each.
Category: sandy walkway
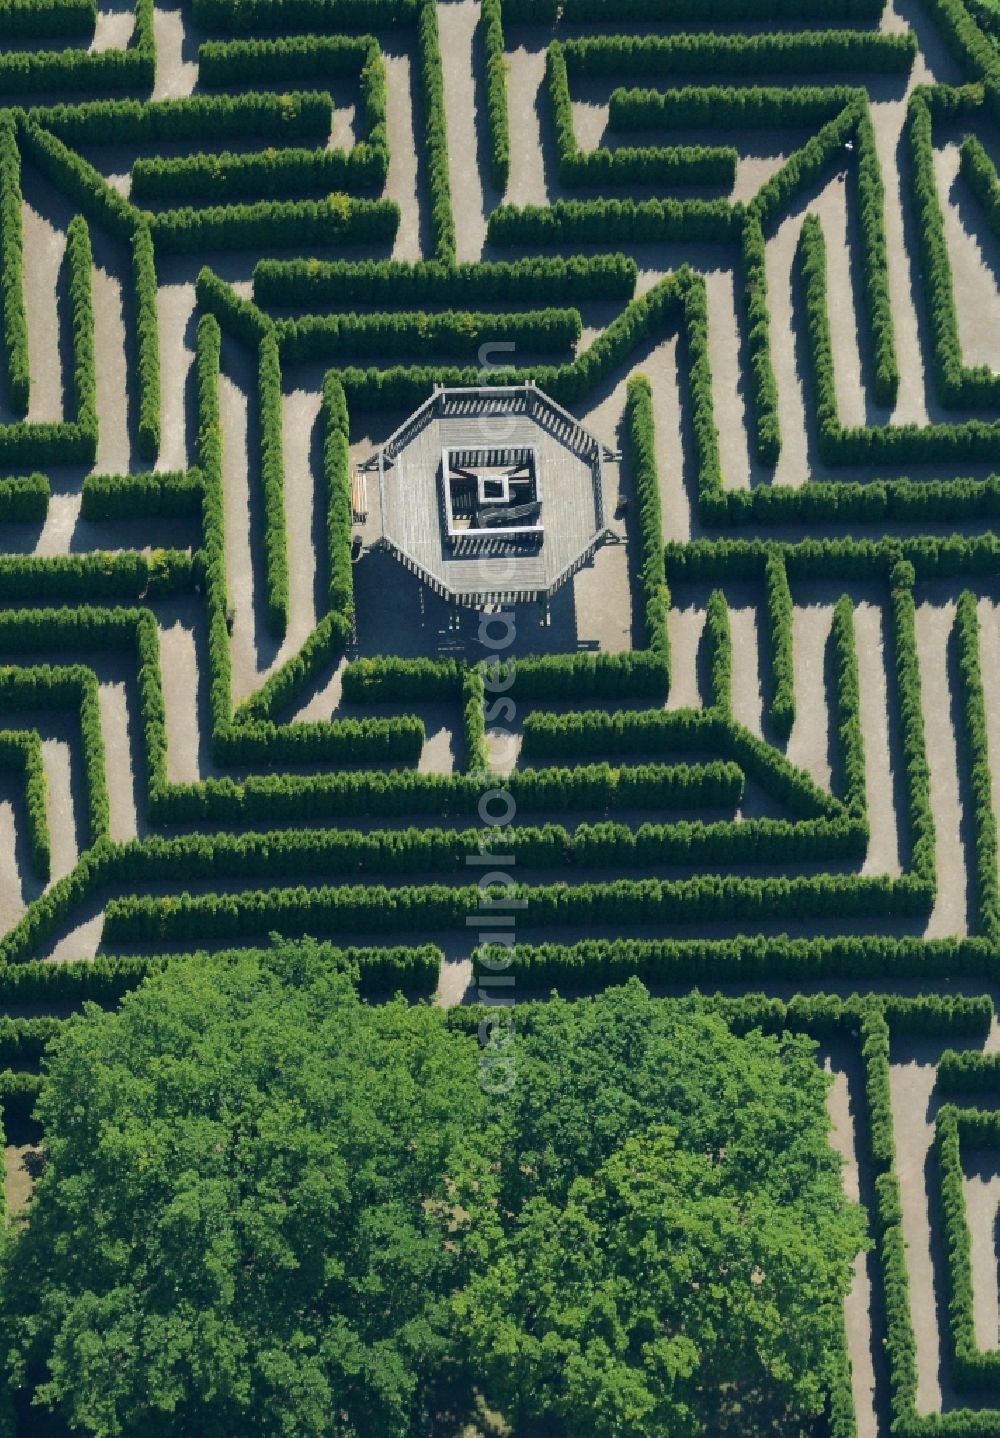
[385,49,423,261]
[787,603,835,792]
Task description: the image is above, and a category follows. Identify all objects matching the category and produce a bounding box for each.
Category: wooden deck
[379,409,604,602]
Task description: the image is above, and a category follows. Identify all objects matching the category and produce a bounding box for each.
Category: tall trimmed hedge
[0,118,28,415]
[132,221,160,461]
[481,0,509,190]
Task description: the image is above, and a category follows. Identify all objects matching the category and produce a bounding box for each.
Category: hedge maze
[0,0,998,1428]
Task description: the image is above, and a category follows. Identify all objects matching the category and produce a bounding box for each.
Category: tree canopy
[0,944,865,1438]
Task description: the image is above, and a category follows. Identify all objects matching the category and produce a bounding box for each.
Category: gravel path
[439,0,489,261]
[385,49,424,261]
[787,602,835,792]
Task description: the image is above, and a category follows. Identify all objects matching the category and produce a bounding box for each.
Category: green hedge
[830,596,867,824]
[0,0,95,36]
[741,213,780,465]
[959,131,1000,228]
[557,0,883,16]
[476,935,990,988]
[191,0,416,32]
[0,474,48,520]
[277,306,582,363]
[257,332,289,638]
[955,590,999,939]
[547,43,737,189]
[0,731,48,879]
[625,374,669,673]
[39,90,334,144]
[765,552,795,737]
[937,1049,1000,1092]
[132,221,159,460]
[609,84,859,131]
[322,372,354,621]
[463,666,489,774]
[936,1105,1000,1388]
[102,866,931,944]
[856,110,899,405]
[149,196,399,253]
[0,35,152,96]
[80,470,201,521]
[909,91,1000,407]
[197,39,387,187]
[418,0,454,262]
[561,30,917,78]
[798,209,1000,467]
[481,0,509,190]
[67,213,96,438]
[132,145,386,202]
[253,254,637,306]
[0,118,28,415]
[0,663,109,848]
[20,117,134,240]
[489,195,737,245]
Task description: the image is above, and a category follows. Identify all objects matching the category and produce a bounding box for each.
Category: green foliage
[254,254,636,306]
[489,194,737,245]
[742,213,780,464]
[765,552,795,737]
[481,0,508,189]
[0,475,48,521]
[0,31,152,95]
[462,666,489,774]
[254,253,638,309]
[937,1049,1000,1092]
[20,117,134,239]
[830,596,868,823]
[456,983,866,1436]
[150,196,399,254]
[626,374,670,672]
[0,0,94,36]
[132,145,386,202]
[0,731,48,879]
[798,207,1000,466]
[610,83,859,130]
[418,0,454,262]
[856,110,899,405]
[558,0,882,15]
[191,0,416,32]
[954,590,999,938]
[705,588,732,714]
[961,133,1000,234]
[562,29,916,77]
[0,119,28,415]
[547,43,737,188]
[39,89,334,143]
[0,965,865,1436]
[276,306,582,363]
[66,214,96,438]
[909,90,1000,407]
[257,333,289,638]
[321,372,354,621]
[479,935,988,986]
[936,1105,1000,1387]
[132,221,160,461]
